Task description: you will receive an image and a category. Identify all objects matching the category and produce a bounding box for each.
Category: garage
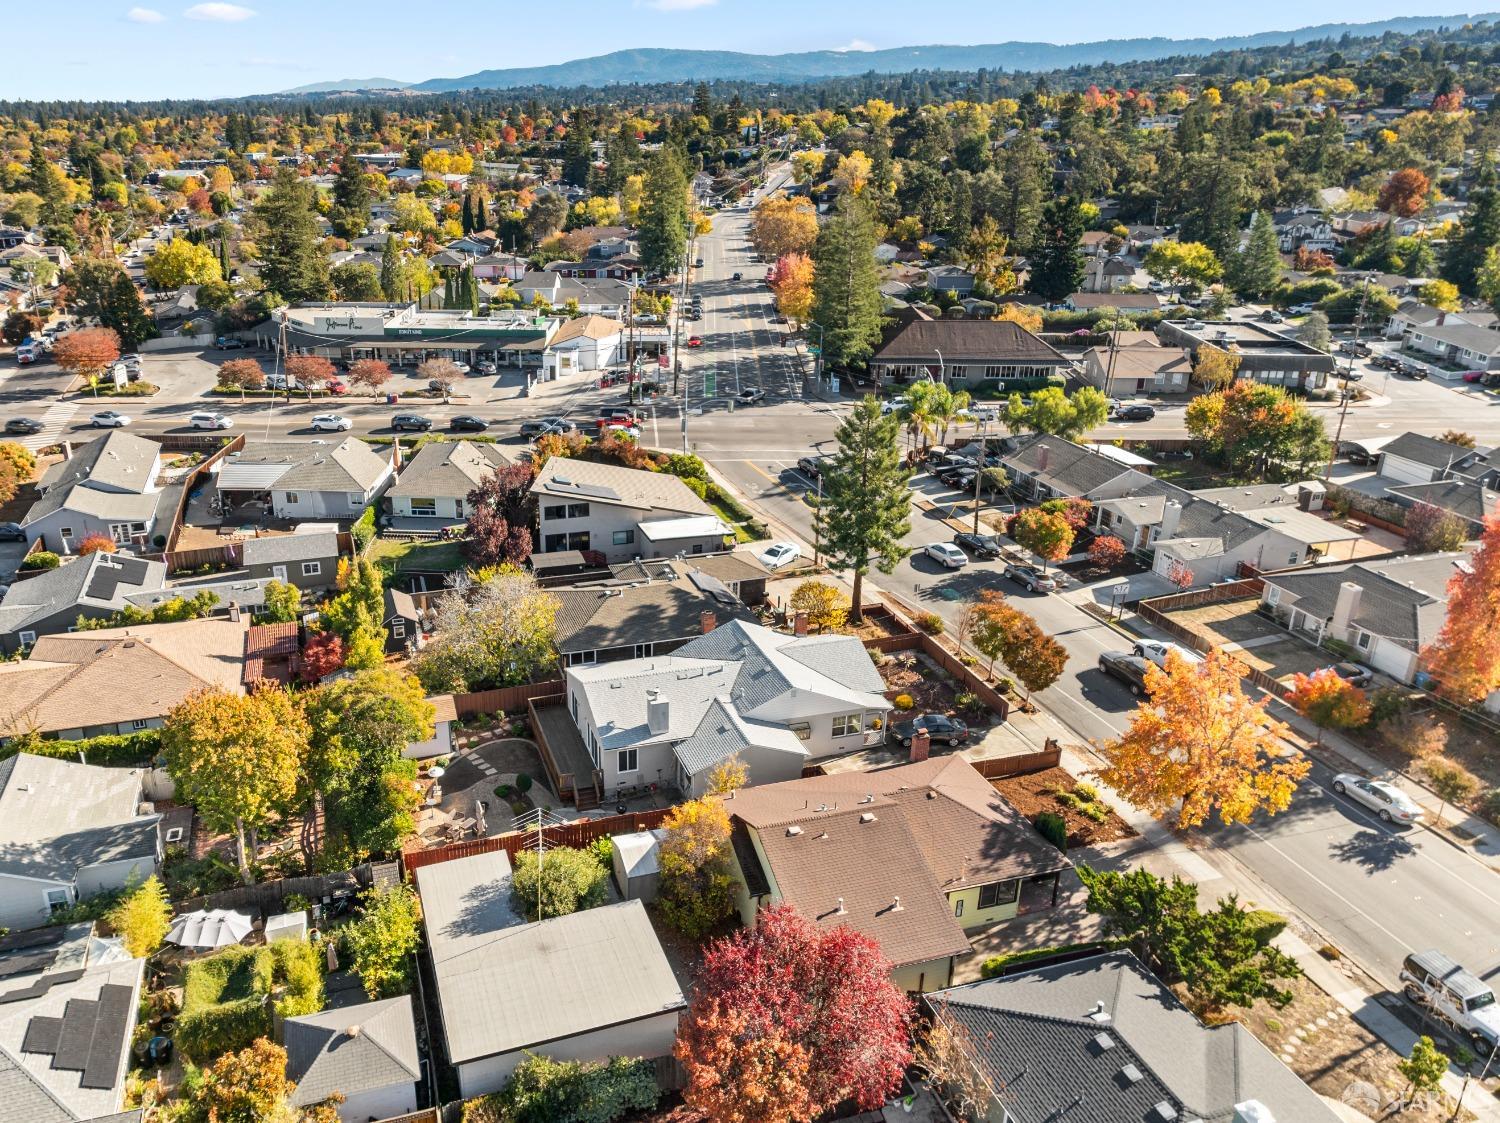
[1376,452,1436,485]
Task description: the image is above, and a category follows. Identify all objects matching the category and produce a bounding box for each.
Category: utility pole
[1324,282,1368,481]
[972,419,988,534]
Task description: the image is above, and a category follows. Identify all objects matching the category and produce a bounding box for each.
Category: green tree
[1144,241,1223,294]
[379,234,407,302]
[511,846,608,922]
[188,1039,295,1123]
[993,131,1048,248]
[1176,153,1247,259]
[1443,161,1500,296]
[259,579,300,624]
[658,797,739,940]
[815,397,911,624]
[1027,196,1086,301]
[637,147,689,277]
[1228,210,1283,298]
[143,238,222,290]
[330,261,382,301]
[330,148,372,240]
[1005,386,1108,441]
[105,876,171,958]
[412,567,560,693]
[251,166,329,302]
[60,257,156,347]
[811,197,885,369]
[1398,1036,1449,1103]
[495,1054,658,1123]
[344,884,423,999]
[1296,310,1330,353]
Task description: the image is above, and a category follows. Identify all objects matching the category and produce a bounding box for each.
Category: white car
[1332,773,1424,824]
[451,361,471,374]
[1131,640,1203,669]
[90,411,130,428]
[880,397,909,416]
[477,360,498,375]
[310,414,353,432]
[189,412,233,431]
[759,542,803,570]
[924,542,968,569]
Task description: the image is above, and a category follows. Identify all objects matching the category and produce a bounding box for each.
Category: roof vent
[860,812,877,823]
[1152,1104,1178,1121]
[860,794,874,804]
[344,1025,362,1038]
[1087,1001,1111,1023]
[890,896,903,912]
[1091,1031,1116,1053]
[786,825,802,836]
[1121,1064,1144,1085]
[835,897,847,915]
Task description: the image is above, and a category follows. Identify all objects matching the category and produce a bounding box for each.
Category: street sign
[808,345,821,355]
[704,373,716,397]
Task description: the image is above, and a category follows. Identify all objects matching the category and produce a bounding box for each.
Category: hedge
[980,938,1124,979]
[1,729,161,767]
[351,505,377,551]
[178,942,324,1061]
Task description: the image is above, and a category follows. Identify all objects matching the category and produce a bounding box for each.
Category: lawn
[368,536,469,576]
[178,942,325,1061]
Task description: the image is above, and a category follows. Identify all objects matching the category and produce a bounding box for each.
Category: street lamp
[935,349,945,385]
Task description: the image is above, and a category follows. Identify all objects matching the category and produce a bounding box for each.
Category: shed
[611,829,667,902]
[265,910,309,943]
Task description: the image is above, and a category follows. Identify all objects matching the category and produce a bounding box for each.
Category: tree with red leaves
[1089,535,1127,568]
[463,464,535,568]
[347,358,393,395]
[676,904,912,1123]
[1293,247,1335,273]
[286,354,335,390]
[53,326,121,386]
[301,632,346,682]
[1166,558,1195,590]
[1376,168,1431,219]
[1422,516,1500,705]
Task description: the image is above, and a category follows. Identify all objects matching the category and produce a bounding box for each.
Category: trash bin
[387,393,398,405]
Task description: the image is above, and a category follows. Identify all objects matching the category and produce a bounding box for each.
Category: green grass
[182,946,260,1014]
[368,536,469,576]
[706,497,755,543]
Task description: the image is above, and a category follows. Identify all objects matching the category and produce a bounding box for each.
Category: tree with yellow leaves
[750,196,819,261]
[1098,648,1308,829]
[832,150,872,196]
[658,795,738,940]
[994,303,1043,333]
[767,252,815,323]
[862,99,897,130]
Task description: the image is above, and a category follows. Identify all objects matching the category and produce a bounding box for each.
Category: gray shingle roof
[0,554,166,637]
[0,755,157,883]
[531,458,712,517]
[671,698,806,776]
[1001,435,1138,498]
[1387,480,1499,523]
[387,440,511,500]
[1263,550,1470,647]
[1380,431,1482,472]
[240,532,342,568]
[285,996,419,1109]
[551,573,753,655]
[219,438,392,494]
[26,433,162,526]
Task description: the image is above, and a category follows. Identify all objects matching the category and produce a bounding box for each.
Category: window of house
[633,644,651,658]
[410,498,437,517]
[613,529,635,546]
[348,493,364,509]
[570,692,578,719]
[832,713,862,737]
[953,898,964,918]
[164,827,185,843]
[18,631,35,648]
[691,543,703,554]
[45,888,70,913]
[618,747,638,773]
[566,530,591,550]
[544,533,569,552]
[788,721,812,741]
[566,502,590,519]
[978,880,1019,909]
[392,623,406,639]
[301,561,321,577]
[1356,631,1372,650]
[286,492,300,504]
[59,527,73,539]
[1287,552,1300,565]
[566,651,597,666]
[543,504,567,520]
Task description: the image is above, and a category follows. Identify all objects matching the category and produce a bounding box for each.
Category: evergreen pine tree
[252,166,329,302]
[637,147,690,277]
[810,198,885,369]
[460,193,473,234]
[379,235,406,302]
[1027,196,1086,302]
[1229,210,1282,298]
[1443,161,1500,295]
[466,267,480,314]
[330,148,371,241]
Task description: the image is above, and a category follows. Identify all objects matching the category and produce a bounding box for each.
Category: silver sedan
[1331,773,1424,825]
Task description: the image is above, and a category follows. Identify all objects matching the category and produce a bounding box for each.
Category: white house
[542,314,625,375]
[1402,320,1500,375]
[22,431,166,554]
[386,439,510,528]
[565,618,890,798]
[215,437,396,522]
[285,997,420,1122]
[531,458,730,562]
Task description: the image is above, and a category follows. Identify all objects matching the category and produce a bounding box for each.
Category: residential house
[512,272,630,317]
[0,754,162,931]
[923,265,977,297]
[726,756,1074,994]
[0,617,251,739]
[1078,230,1119,257]
[404,694,455,759]
[241,531,345,592]
[414,851,685,1097]
[1384,300,1493,340]
[1386,479,1499,535]
[541,314,625,375]
[608,551,771,606]
[1269,206,1335,253]
[926,951,1341,1123]
[1064,291,1159,313]
[284,997,420,1123]
[1402,320,1500,375]
[146,285,202,334]
[1376,431,1493,486]
[1000,435,1153,503]
[1258,550,1472,683]
[869,319,1071,391]
[22,431,167,554]
[215,437,395,523]
[1333,209,1423,238]
[382,587,425,655]
[1123,224,1171,251]
[564,618,889,798]
[1155,319,1334,390]
[1079,256,1136,294]
[0,553,166,654]
[386,439,510,529]
[1080,333,1192,396]
[0,942,146,1121]
[531,458,730,563]
[471,252,529,282]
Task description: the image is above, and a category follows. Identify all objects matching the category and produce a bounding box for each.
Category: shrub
[177,942,324,1060]
[1243,909,1288,947]
[1482,789,1500,827]
[1035,811,1068,850]
[268,939,325,1019]
[917,611,944,634]
[483,1053,659,1123]
[20,550,59,571]
[587,836,614,871]
[76,533,117,556]
[516,772,533,793]
[344,884,423,1000]
[893,693,915,711]
[511,846,607,922]
[351,505,376,551]
[1080,803,1109,823]
[0,728,160,767]
[980,939,1116,978]
[105,876,171,958]
[1073,781,1100,802]
[954,691,984,714]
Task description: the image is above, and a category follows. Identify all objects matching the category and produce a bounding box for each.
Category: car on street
[952,531,1002,559]
[1132,639,1203,668]
[940,466,977,489]
[449,415,489,432]
[880,397,909,415]
[1286,302,1317,315]
[189,412,233,431]
[1399,951,1500,1050]
[732,272,742,281]
[1399,364,1430,380]
[310,414,352,432]
[924,542,969,569]
[0,523,26,542]
[3,418,42,435]
[795,455,828,479]
[1003,563,1057,593]
[1097,651,1153,695]
[320,378,347,395]
[520,417,578,438]
[1115,404,1156,421]
[215,337,247,349]
[1332,773,1424,824]
[1330,661,1374,687]
[477,360,498,375]
[736,388,765,404]
[90,411,130,428]
[390,414,432,432]
[1259,309,1284,323]
[886,712,969,748]
[686,336,703,347]
[1463,370,1488,383]
[758,541,803,570]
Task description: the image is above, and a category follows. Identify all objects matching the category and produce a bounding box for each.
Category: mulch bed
[991,766,1136,847]
[878,652,963,715]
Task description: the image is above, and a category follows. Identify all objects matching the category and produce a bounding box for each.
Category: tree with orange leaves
[767,252,815,323]
[1422,516,1500,705]
[1098,648,1308,828]
[1376,168,1432,219]
[1286,668,1372,746]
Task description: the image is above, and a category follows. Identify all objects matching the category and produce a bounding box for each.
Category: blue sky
[9,0,1475,101]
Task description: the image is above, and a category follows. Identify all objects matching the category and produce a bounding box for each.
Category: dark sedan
[0,522,25,542]
[449,415,489,432]
[953,531,1002,559]
[390,414,433,432]
[3,418,42,435]
[886,712,969,748]
[1098,651,1152,695]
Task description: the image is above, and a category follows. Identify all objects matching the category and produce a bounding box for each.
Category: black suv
[1098,651,1152,695]
[952,532,1002,559]
[796,455,827,479]
[3,418,42,435]
[391,414,432,432]
[887,712,969,748]
[520,417,577,438]
[1116,404,1156,421]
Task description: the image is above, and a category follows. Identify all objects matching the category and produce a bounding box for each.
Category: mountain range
[275,13,1495,96]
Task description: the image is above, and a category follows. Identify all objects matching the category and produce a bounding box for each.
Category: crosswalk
[17,402,79,450]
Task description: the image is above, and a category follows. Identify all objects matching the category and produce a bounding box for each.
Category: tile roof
[0,754,157,883]
[218,438,392,495]
[531,457,713,517]
[1263,550,1471,647]
[387,440,511,500]
[285,996,419,1109]
[874,318,1067,365]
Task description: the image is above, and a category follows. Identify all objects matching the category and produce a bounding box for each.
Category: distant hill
[404,13,1495,92]
[279,77,411,94]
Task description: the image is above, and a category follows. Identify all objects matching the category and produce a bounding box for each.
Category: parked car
[520,417,578,438]
[732,272,742,281]
[310,414,352,432]
[449,361,471,375]
[0,523,26,542]
[1131,639,1202,668]
[1400,950,1500,1050]
[758,541,803,570]
[694,257,705,267]
[795,455,828,479]
[1463,370,1488,383]
[3,418,42,435]
[189,412,233,431]
[924,542,968,569]
[880,397,909,416]
[686,336,703,348]
[1287,302,1317,315]
[1332,773,1423,825]
[477,360,499,375]
[1330,661,1374,687]
[953,531,1002,559]
[736,388,765,404]
[1116,404,1156,421]
[90,411,130,428]
[1003,564,1057,593]
[391,414,432,432]
[215,337,247,349]
[940,467,978,490]
[1098,651,1153,695]
[1259,309,1284,323]
[886,712,969,748]
[449,415,489,432]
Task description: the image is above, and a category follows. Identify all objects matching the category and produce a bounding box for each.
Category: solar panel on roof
[0,948,59,980]
[52,998,100,1071]
[21,1015,62,1056]
[0,967,85,1004]
[80,985,134,1090]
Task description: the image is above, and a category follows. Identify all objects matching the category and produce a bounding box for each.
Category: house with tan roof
[1081,333,1192,396]
[531,457,730,563]
[542,314,624,374]
[724,756,1074,993]
[0,616,251,740]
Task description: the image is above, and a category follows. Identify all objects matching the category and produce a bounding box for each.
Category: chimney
[793,611,809,636]
[909,728,931,762]
[700,610,717,635]
[228,602,241,623]
[1330,581,1362,634]
[1037,444,1050,472]
[646,689,669,734]
[1233,1102,1275,1123]
[1160,500,1183,539]
[1436,311,1447,327]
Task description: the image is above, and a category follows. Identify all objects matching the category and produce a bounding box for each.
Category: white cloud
[642,0,717,10]
[833,38,876,52]
[184,2,256,20]
[127,6,166,21]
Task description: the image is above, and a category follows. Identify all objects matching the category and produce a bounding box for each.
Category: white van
[189,412,233,431]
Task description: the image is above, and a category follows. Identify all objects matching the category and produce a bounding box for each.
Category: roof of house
[243,621,299,685]
[549,314,624,344]
[285,996,419,1109]
[609,552,770,586]
[0,956,145,1123]
[384,586,420,623]
[873,319,1067,366]
[1067,292,1161,310]
[0,754,157,884]
[727,756,1070,969]
[1380,431,1482,472]
[1262,550,1471,648]
[415,852,685,1065]
[1001,435,1140,497]
[0,617,250,734]
[551,568,755,655]
[1083,341,1191,378]
[531,457,713,518]
[37,433,159,498]
[1411,320,1500,355]
[1387,479,1500,523]
[387,440,510,500]
[929,952,1340,1123]
[217,438,392,495]
[0,554,167,637]
[637,514,730,542]
[240,531,342,568]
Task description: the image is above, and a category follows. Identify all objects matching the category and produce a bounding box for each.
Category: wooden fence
[162,532,356,575]
[971,742,1061,779]
[453,680,566,718]
[401,808,673,876]
[1135,579,1264,614]
[163,433,246,552]
[171,861,395,917]
[1136,588,1291,700]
